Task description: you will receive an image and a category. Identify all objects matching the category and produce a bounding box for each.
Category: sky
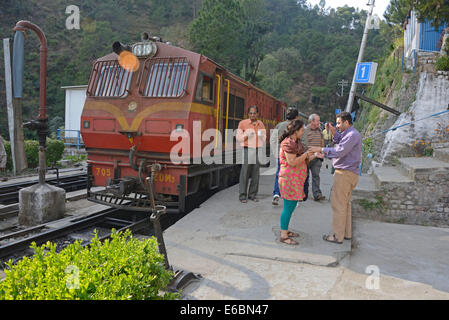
[306,0,391,19]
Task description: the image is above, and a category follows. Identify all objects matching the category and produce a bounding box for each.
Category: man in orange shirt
[236,106,266,203]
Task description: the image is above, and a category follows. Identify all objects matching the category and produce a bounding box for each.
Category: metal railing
[56,129,84,150]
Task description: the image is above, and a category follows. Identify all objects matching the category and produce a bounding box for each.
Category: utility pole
[345,0,376,113]
[338,79,349,97]
[3,38,27,174]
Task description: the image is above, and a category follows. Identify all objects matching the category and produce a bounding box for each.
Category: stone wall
[352,159,449,227]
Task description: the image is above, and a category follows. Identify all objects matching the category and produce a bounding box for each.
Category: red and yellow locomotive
[81,33,287,213]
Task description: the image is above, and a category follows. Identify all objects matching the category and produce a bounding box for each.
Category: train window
[195,74,214,103]
[141,59,190,97]
[227,93,236,119]
[87,61,133,97]
[235,96,245,119]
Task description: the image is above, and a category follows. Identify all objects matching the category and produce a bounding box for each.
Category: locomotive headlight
[144,44,152,55]
[133,44,143,56]
[132,42,157,57]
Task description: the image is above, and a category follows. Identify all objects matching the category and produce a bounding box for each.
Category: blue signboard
[354,62,377,84]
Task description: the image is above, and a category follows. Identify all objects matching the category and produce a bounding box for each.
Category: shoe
[287,231,300,237]
[239,198,247,203]
[272,195,279,205]
[322,234,342,244]
[280,236,298,245]
[249,197,259,202]
[314,194,325,201]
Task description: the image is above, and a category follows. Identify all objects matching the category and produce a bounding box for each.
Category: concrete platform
[351,219,449,294]
[163,158,449,299]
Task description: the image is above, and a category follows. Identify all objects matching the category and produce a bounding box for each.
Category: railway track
[0,171,87,205]
[0,208,151,262]
[0,176,230,267]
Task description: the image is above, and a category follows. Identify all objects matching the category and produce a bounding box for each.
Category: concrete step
[373,166,414,188]
[398,157,449,180]
[434,148,449,163]
[352,174,380,199]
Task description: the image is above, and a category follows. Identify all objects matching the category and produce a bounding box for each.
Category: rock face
[351,149,449,227]
[19,183,66,226]
[380,70,449,164]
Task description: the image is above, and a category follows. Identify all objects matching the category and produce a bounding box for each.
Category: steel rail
[0,173,87,205]
[0,209,117,259]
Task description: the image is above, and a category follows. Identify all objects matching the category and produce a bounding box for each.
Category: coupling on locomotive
[81,32,288,213]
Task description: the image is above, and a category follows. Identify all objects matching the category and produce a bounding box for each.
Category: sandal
[344,237,352,240]
[280,237,298,245]
[287,231,300,238]
[322,234,342,244]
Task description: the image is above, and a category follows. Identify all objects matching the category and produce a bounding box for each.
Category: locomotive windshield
[87,60,133,97]
[140,57,190,98]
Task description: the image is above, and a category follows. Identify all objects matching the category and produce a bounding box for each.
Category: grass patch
[359,195,385,210]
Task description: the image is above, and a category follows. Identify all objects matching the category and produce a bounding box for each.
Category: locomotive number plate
[94,167,112,177]
[154,173,175,184]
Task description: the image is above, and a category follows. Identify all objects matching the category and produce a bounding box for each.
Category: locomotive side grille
[87,60,133,97]
[140,57,190,98]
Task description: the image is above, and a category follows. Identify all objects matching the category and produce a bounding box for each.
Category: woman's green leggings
[280,199,298,230]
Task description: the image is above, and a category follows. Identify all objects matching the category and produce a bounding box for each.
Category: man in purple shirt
[309,111,361,244]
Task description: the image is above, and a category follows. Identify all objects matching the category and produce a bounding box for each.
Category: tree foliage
[384,0,411,25]
[409,0,449,28]
[0,0,414,137]
[385,0,449,28]
[189,0,247,75]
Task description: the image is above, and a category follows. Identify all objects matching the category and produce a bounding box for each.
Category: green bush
[4,141,13,171]
[25,140,39,168]
[0,230,179,300]
[2,138,65,170]
[46,139,65,167]
[435,55,449,71]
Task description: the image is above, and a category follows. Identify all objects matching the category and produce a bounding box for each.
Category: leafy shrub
[4,141,13,171]
[46,139,65,167]
[62,154,87,164]
[0,230,179,300]
[24,140,39,168]
[411,139,433,157]
[435,55,449,71]
[2,139,65,170]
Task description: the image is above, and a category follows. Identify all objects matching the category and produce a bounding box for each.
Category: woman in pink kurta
[278,119,316,245]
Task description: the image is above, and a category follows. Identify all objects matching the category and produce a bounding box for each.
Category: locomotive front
[81,33,205,213]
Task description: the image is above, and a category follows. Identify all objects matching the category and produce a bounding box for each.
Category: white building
[61,85,87,144]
